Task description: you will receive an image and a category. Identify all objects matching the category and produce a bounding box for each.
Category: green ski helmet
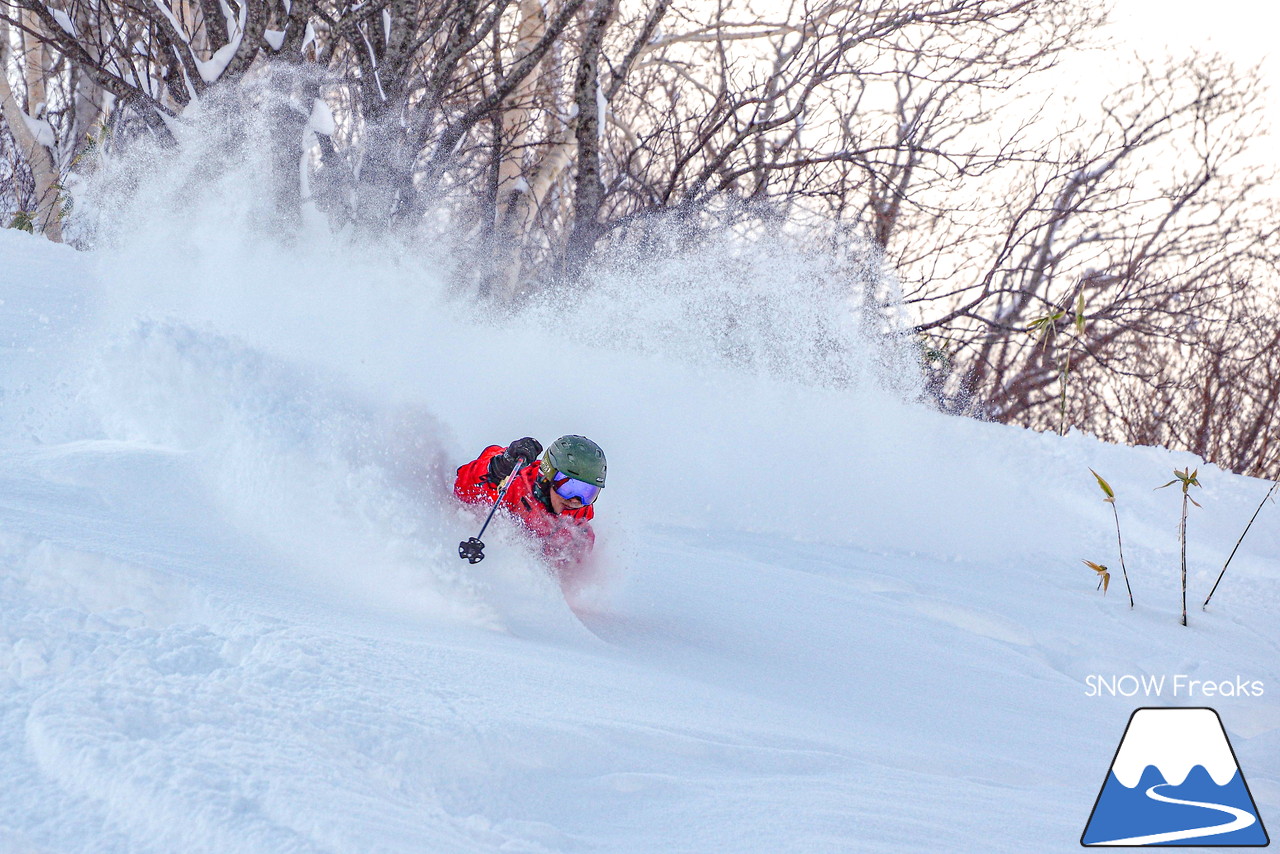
[540,435,607,487]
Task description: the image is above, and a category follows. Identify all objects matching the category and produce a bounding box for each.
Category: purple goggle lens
[553,474,601,506]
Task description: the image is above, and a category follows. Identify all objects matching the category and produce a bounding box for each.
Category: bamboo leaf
[1083,560,1111,594]
[1089,468,1114,500]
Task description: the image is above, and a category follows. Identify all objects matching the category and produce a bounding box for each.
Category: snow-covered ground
[1,180,1277,852]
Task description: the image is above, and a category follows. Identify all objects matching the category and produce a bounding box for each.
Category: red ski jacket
[454,445,595,565]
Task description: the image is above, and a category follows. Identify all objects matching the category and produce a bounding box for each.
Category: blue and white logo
[1082,707,1269,847]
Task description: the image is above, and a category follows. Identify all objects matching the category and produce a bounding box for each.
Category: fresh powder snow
[0,128,1277,852]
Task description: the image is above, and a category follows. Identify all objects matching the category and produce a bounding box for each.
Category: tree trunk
[560,0,615,282]
[1,24,62,241]
[494,0,548,223]
[21,10,48,118]
[489,0,550,299]
[70,67,105,160]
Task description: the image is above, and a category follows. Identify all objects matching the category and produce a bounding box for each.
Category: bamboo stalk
[1110,501,1134,607]
[1180,493,1188,627]
[1203,480,1278,610]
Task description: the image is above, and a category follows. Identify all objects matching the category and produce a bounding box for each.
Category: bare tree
[901,53,1280,476]
[5,0,1277,477]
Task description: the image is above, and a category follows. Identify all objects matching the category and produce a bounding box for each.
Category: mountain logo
[1082,707,1269,847]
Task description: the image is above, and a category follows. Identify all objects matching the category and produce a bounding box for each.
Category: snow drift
[0,105,1277,852]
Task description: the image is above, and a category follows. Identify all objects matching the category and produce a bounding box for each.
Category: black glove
[507,437,543,464]
[486,437,542,484]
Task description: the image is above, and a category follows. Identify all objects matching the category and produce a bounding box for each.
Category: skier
[454,435,606,569]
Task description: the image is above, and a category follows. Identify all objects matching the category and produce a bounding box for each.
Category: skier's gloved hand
[506,437,542,464]
[486,437,542,484]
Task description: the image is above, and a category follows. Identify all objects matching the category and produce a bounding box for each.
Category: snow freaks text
[1085,675,1265,699]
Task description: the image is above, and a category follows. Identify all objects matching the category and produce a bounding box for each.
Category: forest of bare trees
[2,0,1277,477]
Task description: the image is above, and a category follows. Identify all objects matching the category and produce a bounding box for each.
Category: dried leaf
[1082,560,1111,594]
[1083,559,1110,594]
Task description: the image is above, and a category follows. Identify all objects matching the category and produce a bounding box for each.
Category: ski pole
[458,458,527,564]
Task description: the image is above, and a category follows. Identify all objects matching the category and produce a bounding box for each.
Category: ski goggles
[552,473,601,506]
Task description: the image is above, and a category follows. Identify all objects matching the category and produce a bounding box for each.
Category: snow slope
[1,161,1278,852]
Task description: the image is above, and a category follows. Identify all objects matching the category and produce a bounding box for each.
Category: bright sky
[1108,0,1278,158]
[1111,0,1273,59]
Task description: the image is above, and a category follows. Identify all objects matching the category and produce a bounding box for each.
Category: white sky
[1110,0,1273,59]
[1108,0,1278,156]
